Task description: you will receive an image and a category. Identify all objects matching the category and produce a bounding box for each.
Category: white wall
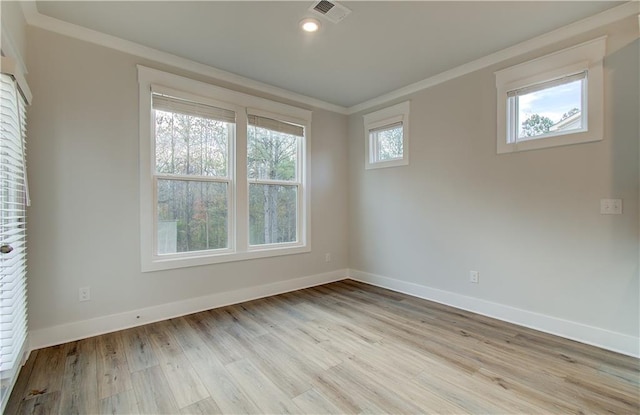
[25,27,349,341]
[348,17,639,351]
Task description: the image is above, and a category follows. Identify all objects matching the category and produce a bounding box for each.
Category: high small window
[509,71,585,142]
[364,101,410,169]
[495,37,605,154]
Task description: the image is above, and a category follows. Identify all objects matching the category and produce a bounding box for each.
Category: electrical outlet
[325,253,331,262]
[469,271,479,284]
[79,286,91,302]
[600,199,622,215]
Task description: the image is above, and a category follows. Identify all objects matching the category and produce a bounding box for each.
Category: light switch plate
[600,199,622,215]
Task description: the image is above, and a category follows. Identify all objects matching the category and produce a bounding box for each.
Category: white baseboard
[348,269,640,358]
[29,269,348,350]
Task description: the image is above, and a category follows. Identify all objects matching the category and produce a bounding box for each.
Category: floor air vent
[309,0,351,24]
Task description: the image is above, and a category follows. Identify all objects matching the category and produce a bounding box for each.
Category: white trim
[364,101,410,170]
[138,66,311,272]
[495,37,605,154]
[347,2,639,114]
[21,9,347,115]
[29,270,349,350]
[347,269,640,358]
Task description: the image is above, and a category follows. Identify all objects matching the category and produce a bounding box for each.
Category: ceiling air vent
[309,0,351,24]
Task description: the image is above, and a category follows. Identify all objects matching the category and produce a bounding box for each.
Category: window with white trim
[495,37,606,154]
[138,67,311,271]
[364,101,410,169]
[247,113,303,247]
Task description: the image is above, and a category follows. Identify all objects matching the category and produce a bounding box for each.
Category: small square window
[364,101,410,169]
[496,37,605,154]
[370,122,404,162]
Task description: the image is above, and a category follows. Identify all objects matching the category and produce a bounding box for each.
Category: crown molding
[19,2,349,115]
[17,1,639,117]
[1,25,28,76]
[346,1,640,115]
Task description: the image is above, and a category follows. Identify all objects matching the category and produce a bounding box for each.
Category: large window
[247,114,303,247]
[495,37,605,154]
[139,67,310,271]
[153,93,234,255]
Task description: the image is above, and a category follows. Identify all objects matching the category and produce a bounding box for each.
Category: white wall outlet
[325,253,331,262]
[79,286,91,302]
[600,199,622,215]
[469,271,479,284]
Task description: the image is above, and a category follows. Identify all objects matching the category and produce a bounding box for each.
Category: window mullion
[154,173,230,183]
[235,110,249,253]
[248,178,300,187]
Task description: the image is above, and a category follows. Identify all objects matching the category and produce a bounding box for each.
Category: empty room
[0,1,638,414]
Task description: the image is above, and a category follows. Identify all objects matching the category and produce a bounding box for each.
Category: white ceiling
[35,1,623,108]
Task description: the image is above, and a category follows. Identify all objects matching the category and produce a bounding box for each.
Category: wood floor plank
[180,397,223,414]
[16,391,61,415]
[267,322,343,370]
[224,304,269,337]
[183,312,249,364]
[21,345,65,400]
[169,317,261,414]
[242,333,316,397]
[146,320,209,409]
[95,332,133,400]
[225,358,302,414]
[58,338,99,414]
[291,388,345,415]
[309,363,387,414]
[120,326,159,373]
[4,350,38,414]
[130,365,179,414]
[7,280,638,414]
[99,389,140,415]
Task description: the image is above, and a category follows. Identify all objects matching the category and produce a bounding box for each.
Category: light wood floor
[5,280,639,414]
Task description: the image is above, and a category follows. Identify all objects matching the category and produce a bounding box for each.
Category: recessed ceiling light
[300,18,321,33]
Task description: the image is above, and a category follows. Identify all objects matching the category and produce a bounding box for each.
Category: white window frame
[138,66,311,272]
[364,101,410,169]
[247,108,305,251]
[495,37,606,154]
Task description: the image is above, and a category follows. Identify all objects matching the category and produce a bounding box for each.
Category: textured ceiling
[35,1,623,107]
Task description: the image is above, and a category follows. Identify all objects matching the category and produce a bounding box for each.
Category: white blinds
[0,72,29,404]
[153,93,236,124]
[248,114,304,137]
[507,71,587,98]
[369,121,403,135]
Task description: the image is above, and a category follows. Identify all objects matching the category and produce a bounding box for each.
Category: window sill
[497,130,602,154]
[142,244,311,272]
[365,158,409,170]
